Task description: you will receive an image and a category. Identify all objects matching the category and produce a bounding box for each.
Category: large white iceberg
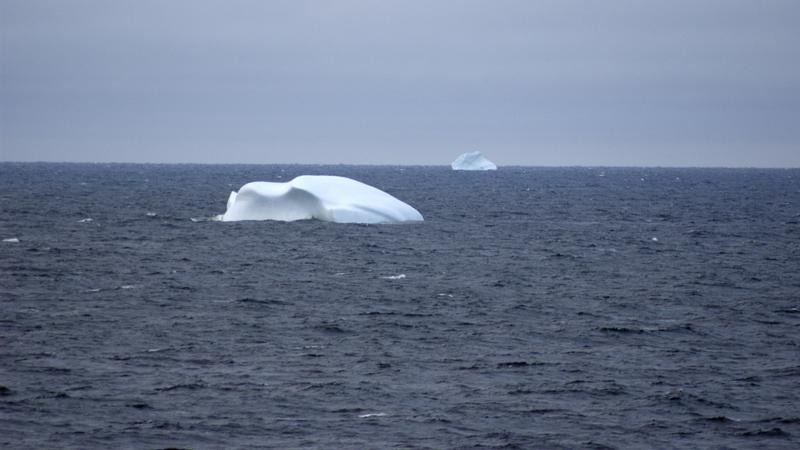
[221,175,423,224]
[451,151,497,171]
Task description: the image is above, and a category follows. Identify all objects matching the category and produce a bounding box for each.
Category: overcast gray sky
[1,0,799,166]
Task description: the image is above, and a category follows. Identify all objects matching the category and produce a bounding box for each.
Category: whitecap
[2,238,19,243]
[382,274,406,280]
[190,216,222,222]
[358,413,387,418]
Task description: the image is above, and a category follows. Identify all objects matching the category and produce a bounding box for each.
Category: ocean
[1,163,799,449]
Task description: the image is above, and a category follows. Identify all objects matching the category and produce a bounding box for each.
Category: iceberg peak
[221,175,423,224]
[451,151,497,171]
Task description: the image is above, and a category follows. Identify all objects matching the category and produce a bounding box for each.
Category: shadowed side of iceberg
[221,175,423,224]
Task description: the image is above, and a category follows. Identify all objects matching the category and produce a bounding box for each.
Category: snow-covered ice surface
[221,175,423,224]
[451,151,497,171]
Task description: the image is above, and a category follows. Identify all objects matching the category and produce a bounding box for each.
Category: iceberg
[221,175,423,224]
[451,151,497,171]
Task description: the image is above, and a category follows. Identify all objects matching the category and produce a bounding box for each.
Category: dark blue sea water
[1,163,799,449]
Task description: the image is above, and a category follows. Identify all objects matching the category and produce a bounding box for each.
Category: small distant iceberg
[451,151,497,171]
[221,175,423,224]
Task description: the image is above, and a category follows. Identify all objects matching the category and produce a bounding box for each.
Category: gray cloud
[2,0,799,166]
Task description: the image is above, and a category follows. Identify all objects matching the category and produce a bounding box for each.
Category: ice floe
[221,176,423,224]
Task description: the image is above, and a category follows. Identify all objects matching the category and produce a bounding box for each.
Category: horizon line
[1,160,798,170]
